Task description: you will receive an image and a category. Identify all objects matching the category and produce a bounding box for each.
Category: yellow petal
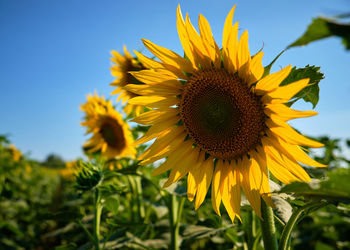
[198,14,221,68]
[152,140,193,176]
[134,116,179,145]
[238,156,261,218]
[194,157,214,210]
[265,103,318,121]
[131,108,179,125]
[176,5,197,68]
[260,142,300,184]
[237,30,251,72]
[249,150,274,208]
[142,39,194,74]
[128,96,179,108]
[130,70,176,84]
[267,134,327,168]
[247,51,264,85]
[140,131,186,165]
[211,160,224,215]
[124,84,181,97]
[266,118,324,148]
[221,161,240,222]
[223,5,236,50]
[163,147,199,188]
[263,78,309,104]
[255,65,292,94]
[224,22,239,73]
[185,14,211,69]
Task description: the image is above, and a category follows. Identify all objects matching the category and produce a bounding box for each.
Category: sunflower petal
[263,78,309,104]
[142,39,194,74]
[211,160,224,215]
[247,51,264,85]
[266,118,324,148]
[255,65,292,94]
[239,156,261,218]
[265,104,318,121]
[194,157,214,209]
[176,5,197,68]
[198,14,221,68]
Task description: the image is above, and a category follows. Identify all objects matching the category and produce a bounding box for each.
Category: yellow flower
[59,160,78,180]
[110,46,147,116]
[126,5,326,222]
[81,93,136,160]
[9,144,22,162]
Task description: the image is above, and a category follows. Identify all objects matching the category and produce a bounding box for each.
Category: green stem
[260,200,278,250]
[278,202,326,250]
[169,195,185,250]
[135,176,145,221]
[93,188,102,250]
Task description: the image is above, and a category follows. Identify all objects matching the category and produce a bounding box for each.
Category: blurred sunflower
[81,93,136,160]
[9,144,22,162]
[110,46,147,116]
[126,5,326,221]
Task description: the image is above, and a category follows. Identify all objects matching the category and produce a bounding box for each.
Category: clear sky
[1,0,349,161]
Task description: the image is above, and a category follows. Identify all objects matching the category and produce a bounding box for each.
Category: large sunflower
[81,93,136,160]
[110,46,146,116]
[126,6,326,221]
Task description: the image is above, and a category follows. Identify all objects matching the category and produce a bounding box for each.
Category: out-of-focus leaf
[278,168,350,204]
[98,183,127,197]
[280,65,324,108]
[182,224,234,240]
[104,196,120,215]
[41,210,84,222]
[288,17,350,50]
[54,243,77,250]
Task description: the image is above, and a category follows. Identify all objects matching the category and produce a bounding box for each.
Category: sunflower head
[80,93,136,160]
[127,5,326,221]
[110,46,147,117]
[9,144,22,162]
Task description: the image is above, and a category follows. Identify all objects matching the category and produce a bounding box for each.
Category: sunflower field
[1,3,350,250]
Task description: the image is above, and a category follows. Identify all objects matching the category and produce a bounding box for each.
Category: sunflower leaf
[288,16,350,50]
[280,65,324,108]
[278,168,350,204]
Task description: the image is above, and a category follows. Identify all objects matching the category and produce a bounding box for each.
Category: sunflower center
[99,116,126,151]
[180,69,266,160]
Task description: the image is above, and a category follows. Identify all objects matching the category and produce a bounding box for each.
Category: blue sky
[1,0,349,161]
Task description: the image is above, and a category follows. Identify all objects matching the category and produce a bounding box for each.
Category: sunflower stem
[93,188,102,250]
[169,195,184,250]
[260,200,278,250]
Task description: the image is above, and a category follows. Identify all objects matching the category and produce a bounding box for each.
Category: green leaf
[288,17,350,50]
[182,224,234,240]
[98,183,127,197]
[278,168,350,204]
[280,65,324,108]
[104,196,120,215]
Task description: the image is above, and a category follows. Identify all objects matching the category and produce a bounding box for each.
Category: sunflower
[110,46,147,116]
[126,5,326,222]
[81,93,136,160]
[9,144,22,162]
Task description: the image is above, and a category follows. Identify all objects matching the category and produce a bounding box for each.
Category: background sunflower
[80,93,136,160]
[110,46,147,117]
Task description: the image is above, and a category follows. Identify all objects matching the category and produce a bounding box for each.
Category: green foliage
[288,16,350,50]
[279,168,350,204]
[280,65,324,108]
